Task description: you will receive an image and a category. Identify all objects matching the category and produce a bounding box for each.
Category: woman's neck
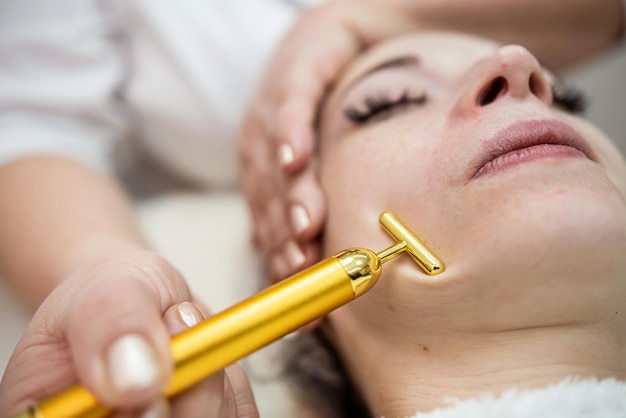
[339,323,626,417]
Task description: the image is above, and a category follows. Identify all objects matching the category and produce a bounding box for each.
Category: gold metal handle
[14,212,443,418]
[32,252,382,418]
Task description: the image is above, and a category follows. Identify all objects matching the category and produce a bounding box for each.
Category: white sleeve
[0,0,127,174]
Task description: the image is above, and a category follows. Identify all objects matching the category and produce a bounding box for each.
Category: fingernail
[107,334,160,392]
[177,302,202,328]
[140,398,169,418]
[284,241,306,271]
[272,253,289,281]
[290,204,310,236]
[278,143,294,167]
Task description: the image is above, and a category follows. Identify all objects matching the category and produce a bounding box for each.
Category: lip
[470,120,595,180]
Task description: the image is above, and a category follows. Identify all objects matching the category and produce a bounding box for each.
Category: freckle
[423,346,429,352]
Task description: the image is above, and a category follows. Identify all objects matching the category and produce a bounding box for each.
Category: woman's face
[318,32,626,350]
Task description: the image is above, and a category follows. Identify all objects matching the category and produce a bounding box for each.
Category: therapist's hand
[0,250,258,418]
[238,1,418,282]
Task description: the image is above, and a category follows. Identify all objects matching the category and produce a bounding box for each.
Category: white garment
[0,0,320,189]
[407,377,626,418]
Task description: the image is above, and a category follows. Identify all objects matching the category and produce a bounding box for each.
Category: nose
[455,45,553,115]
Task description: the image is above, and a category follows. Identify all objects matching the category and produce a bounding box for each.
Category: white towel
[406,377,626,418]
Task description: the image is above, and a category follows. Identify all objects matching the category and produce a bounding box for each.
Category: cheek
[319,119,445,256]
[319,135,389,255]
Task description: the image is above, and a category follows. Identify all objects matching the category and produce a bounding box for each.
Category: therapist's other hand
[238,1,416,282]
[238,2,355,283]
[0,250,258,417]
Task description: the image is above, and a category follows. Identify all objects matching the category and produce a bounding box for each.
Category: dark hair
[280,328,373,418]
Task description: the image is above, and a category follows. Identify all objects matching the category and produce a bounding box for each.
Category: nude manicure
[107,334,160,392]
[279,143,294,167]
[285,241,306,271]
[177,302,202,328]
[272,252,289,280]
[290,204,310,236]
[140,398,169,418]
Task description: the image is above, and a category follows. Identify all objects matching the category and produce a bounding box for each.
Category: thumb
[0,254,193,416]
[0,276,175,416]
[66,273,174,410]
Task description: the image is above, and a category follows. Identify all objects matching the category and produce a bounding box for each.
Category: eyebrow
[340,55,421,97]
[360,55,420,79]
[341,54,561,101]
[318,54,421,128]
[334,55,420,96]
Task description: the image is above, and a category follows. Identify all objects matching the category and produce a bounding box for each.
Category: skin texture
[316,32,626,417]
[239,0,624,283]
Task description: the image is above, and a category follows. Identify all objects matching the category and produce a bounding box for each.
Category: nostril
[529,73,545,98]
[478,77,507,107]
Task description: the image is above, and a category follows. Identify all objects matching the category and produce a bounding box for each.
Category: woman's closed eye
[551,83,587,114]
[341,81,586,126]
[344,90,428,124]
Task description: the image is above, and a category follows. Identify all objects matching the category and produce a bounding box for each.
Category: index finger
[269,28,361,173]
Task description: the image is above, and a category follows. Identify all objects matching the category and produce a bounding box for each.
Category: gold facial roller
[12,212,444,418]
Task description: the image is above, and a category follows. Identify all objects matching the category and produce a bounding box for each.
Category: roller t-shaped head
[377,212,444,275]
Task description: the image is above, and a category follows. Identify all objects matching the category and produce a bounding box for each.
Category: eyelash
[344,90,427,124]
[552,84,587,114]
[344,84,587,125]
